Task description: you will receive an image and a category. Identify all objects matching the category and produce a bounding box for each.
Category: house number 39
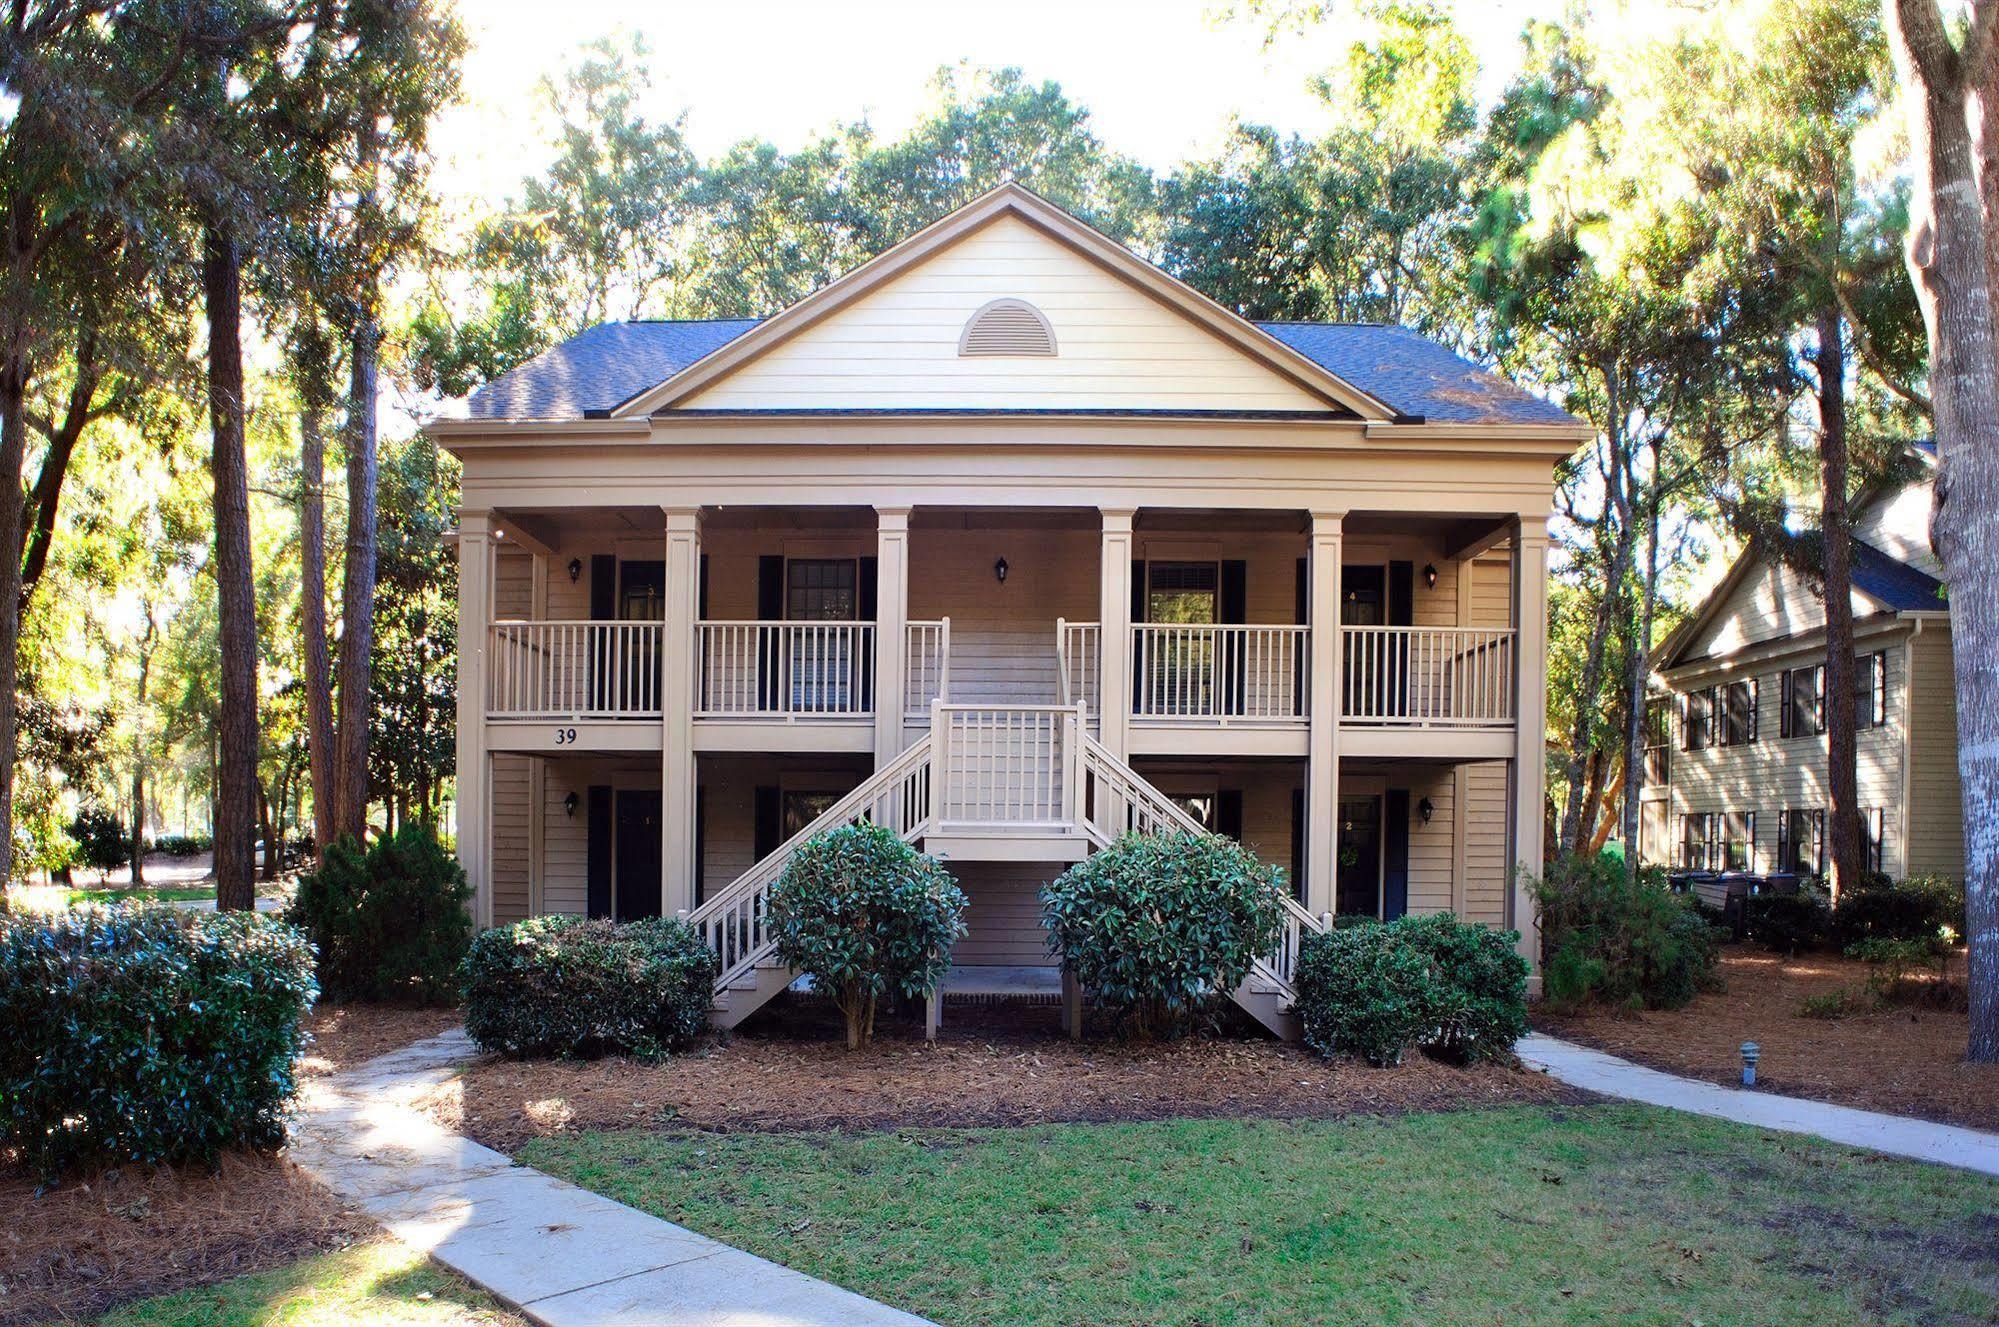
[553,727,578,745]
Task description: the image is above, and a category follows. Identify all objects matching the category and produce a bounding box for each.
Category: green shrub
[462,914,717,1059]
[1294,914,1527,1066]
[769,823,965,1049]
[1901,873,1967,938]
[150,834,212,857]
[1393,912,1530,1063]
[1534,852,1719,1011]
[1745,891,1833,955]
[1041,832,1284,1038]
[285,825,472,1005]
[67,806,129,875]
[0,907,317,1178]
[1797,986,1871,1020]
[1295,922,1433,1066]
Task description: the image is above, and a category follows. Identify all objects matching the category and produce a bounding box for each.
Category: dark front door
[1336,793,1382,918]
[1342,565,1388,717]
[614,790,663,922]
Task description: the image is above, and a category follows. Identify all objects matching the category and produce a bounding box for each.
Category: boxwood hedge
[1295,913,1527,1067]
[0,906,318,1178]
[462,914,717,1060]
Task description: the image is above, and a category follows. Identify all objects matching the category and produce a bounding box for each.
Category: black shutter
[1780,671,1793,738]
[1295,558,1309,717]
[753,785,781,861]
[698,553,710,618]
[1383,788,1411,920]
[585,785,613,919]
[1216,788,1244,843]
[589,555,616,619]
[1221,560,1247,715]
[1388,561,1414,716]
[1132,559,1146,709]
[757,556,785,711]
[1290,786,1306,904]
[858,555,878,710]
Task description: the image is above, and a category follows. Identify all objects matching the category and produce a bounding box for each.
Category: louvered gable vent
[958,298,1057,356]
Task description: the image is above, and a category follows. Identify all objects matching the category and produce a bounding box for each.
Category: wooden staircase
[682,703,1328,1036]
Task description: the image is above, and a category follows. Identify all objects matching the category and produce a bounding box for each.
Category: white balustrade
[487,621,664,719]
[933,703,1079,830]
[696,621,876,719]
[1055,619,1100,712]
[1341,626,1516,727]
[1130,624,1308,722]
[904,618,951,718]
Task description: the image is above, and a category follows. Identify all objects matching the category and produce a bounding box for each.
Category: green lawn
[65,886,215,906]
[523,1104,1999,1327]
[83,1240,524,1327]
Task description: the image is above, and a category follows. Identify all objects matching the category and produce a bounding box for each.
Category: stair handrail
[685,732,936,989]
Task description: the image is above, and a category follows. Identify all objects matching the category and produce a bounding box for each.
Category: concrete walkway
[290,1031,934,1327]
[1519,1032,1999,1178]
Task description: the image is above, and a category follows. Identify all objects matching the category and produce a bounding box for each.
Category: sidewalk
[290,1030,934,1327]
[1519,1032,1999,1178]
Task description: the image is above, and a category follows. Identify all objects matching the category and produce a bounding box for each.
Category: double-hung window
[1780,664,1826,738]
[1718,678,1758,747]
[1644,697,1672,783]
[1861,807,1886,874]
[1723,811,1756,872]
[1683,688,1716,751]
[1856,652,1888,730]
[1680,812,1722,871]
[1776,807,1825,875]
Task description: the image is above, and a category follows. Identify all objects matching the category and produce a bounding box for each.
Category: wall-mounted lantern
[1418,796,1435,824]
[567,557,583,583]
[1423,563,1438,590]
[563,791,579,818]
[994,556,1009,585]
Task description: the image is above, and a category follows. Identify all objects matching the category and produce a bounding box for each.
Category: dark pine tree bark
[203,219,259,912]
[299,385,337,858]
[333,313,378,841]
[1818,306,1864,898]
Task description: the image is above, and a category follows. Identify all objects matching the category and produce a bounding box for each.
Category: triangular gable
[614,183,1396,419]
[1657,547,1895,669]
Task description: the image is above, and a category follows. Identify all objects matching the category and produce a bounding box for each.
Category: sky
[429,0,1547,212]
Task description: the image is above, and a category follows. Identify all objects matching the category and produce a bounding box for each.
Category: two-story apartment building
[1642,443,1962,883]
[430,184,1588,1036]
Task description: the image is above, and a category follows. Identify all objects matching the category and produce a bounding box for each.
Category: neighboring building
[428,183,1587,1036]
[1643,443,1961,882]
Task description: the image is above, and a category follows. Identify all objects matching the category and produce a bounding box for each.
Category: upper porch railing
[1340,626,1515,728]
[487,621,664,720]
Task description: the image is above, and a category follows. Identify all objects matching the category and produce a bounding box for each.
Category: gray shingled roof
[456,316,1576,426]
[1853,539,1945,612]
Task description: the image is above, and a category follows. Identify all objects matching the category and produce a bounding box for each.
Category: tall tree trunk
[130,631,151,888]
[333,315,379,842]
[0,356,23,909]
[299,391,336,859]
[1559,407,1639,856]
[203,219,259,913]
[1888,0,1999,1061]
[1621,458,1663,873]
[1818,305,1863,898]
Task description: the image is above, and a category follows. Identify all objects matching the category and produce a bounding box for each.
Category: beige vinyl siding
[489,755,532,923]
[1852,475,1941,579]
[532,756,673,917]
[677,215,1334,412]
[911,522,1097,705]
[1462,761,1511,926]
[694,755,873,903]
[1664,641,1908,876]
[953,862,1058,965]
[1906,624,1964,877]
[1405,767,1459,916]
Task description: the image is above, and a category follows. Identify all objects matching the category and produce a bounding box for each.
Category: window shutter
[1745,811,1757,873]
[1812,666,1826,733]
[1812,809,1825,874]
[1873,653,1888,727]
[589,555,616,620]
[693,787,707,907]
[1216,789,1244,843]
[753,786,781,861]
[1748,678,1760,742]
[697,553,709,619]
[1780,671,1793,738]
[585,786,613,919]
[1290,786,1305,903]
[1383,789,1411,920]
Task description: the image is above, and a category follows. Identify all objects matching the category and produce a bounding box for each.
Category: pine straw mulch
[0,1149,370,1326]
[0,1003,463,1326]
[417,998,1588,1155]
[1536,944,1999,1133]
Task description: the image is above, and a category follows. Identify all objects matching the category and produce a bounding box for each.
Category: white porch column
[1097,509,1136,758]
[1510,514,1551,968]
[1305,510,1345,916]
[874,505,912,761]
[455,510,494,928]
[662,506,702,916]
